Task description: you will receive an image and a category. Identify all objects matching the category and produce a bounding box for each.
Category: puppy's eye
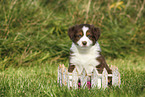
[77,35,82,38]
[87,35,91,38]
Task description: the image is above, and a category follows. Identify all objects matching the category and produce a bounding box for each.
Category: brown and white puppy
[68,24,112,85]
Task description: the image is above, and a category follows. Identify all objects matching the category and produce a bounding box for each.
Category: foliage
[0,0,145,68]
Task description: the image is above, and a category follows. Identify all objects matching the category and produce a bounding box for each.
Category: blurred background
[0,0,145,70]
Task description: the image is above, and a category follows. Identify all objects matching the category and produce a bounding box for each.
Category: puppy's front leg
[68,64,75,72]
[68,64,75,87]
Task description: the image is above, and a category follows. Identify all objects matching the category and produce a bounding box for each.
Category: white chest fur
[70,42,101,74]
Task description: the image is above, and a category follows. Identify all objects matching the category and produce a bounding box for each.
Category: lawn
[0,0,145,96]
[0,55,145,97]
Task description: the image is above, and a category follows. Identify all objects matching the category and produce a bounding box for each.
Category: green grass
[0,56,145,97]
[0,0,145,96]
[1,0,145,70]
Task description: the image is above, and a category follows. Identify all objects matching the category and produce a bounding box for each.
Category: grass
[0,55,145,97]
[1,0,145,70]
[0,0,145,96]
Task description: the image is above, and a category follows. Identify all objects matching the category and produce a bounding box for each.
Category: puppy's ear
[68,25,76,41]
[93,27,100,41]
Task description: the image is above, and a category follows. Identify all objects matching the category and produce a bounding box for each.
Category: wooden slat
[91,69,99,88]
[67,73,70,88]
[80,68,87,88]
[59,65,62,86]
[68,73,72,88]
[102,68,108,89]
[72,68,78,89]
[62,67,67,86]
[112,67,121,87]
[57,65,60,84]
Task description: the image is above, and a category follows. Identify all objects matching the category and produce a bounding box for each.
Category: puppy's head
[68,24,100,47]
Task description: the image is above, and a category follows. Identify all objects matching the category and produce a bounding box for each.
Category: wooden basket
[58,64,121,89]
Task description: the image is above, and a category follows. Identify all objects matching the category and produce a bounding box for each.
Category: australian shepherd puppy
[68,24,112,86]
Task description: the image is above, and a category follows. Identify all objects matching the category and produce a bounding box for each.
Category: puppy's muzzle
[82,41,87,46]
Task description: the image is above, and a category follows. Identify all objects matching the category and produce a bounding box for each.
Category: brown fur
[96,53,112,85]
[68,65,75,72]
[96,53,112,74]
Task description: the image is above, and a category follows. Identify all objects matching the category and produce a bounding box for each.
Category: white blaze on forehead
[82,26,89,36]
[76,26,93,47]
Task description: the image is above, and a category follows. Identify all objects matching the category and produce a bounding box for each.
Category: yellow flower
[109,1,125,10]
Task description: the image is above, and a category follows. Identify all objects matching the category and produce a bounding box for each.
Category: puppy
[68,24,112,85]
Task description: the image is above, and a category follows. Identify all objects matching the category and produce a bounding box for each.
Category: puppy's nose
[82,41,87,45]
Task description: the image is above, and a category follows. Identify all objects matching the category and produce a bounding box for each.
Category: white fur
[77,26,93,47]
[70,42,101,74]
